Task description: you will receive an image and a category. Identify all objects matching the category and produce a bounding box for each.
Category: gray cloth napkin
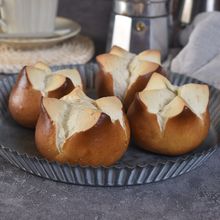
[170,11,220,90]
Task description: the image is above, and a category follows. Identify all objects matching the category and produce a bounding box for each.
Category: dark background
[58,0,113,56]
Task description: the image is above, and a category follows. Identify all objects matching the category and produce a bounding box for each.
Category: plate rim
[0,141,218,169]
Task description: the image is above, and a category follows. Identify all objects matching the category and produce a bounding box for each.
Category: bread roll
[35,86,130,167]
[127,72,210,156]
[95,46,169,110]
[9,62,85,128]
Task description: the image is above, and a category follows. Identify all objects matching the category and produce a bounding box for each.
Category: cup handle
[0,0,8,32]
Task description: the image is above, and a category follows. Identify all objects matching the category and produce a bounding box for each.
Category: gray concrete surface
[1,149,220,220]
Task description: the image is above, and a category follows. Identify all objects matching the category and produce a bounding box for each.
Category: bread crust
[95,55,115,98]
[9,67,43,128]
[35,97,60,159]
[127,92,210,156]
[47,77,75,98]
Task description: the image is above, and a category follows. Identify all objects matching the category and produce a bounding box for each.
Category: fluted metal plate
[0,63,219,186]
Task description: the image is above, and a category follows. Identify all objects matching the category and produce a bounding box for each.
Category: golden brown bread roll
[9,62,85,128]
[127,72,210,156]
[35,86,130,167]
[95,46,169,110]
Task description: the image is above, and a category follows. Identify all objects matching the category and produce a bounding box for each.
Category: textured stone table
[0,145,220,220]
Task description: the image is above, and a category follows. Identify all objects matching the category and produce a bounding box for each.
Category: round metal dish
[0,63,219,186]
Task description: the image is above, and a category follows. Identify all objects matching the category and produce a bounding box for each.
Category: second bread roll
[127,73,210,156]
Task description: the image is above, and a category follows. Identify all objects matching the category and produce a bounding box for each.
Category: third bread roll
[95,46,169,110]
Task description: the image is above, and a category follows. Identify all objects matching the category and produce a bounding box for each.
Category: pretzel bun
[95,46,169,110]
[35,87,130,167]
[127,73,210,156]
[9,62,85,128]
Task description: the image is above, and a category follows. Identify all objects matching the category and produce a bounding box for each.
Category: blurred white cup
[0,0,58,34]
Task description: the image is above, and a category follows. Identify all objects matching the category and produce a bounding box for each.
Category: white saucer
[0,17,81,49]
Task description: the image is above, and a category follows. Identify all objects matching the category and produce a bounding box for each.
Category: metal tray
[0,63,219,186]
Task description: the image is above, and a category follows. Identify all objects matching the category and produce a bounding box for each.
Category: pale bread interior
[98,54,131,101]
[127,50,161,90]
[26,62,83,96]
[177,84,209,117]
[139,73,209,132]
[43,87,126,152]
[44,74,66,92]
[98,46,161,101]
[34,61,52,74]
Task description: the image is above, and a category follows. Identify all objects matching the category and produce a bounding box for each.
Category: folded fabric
[170,12,220,90]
